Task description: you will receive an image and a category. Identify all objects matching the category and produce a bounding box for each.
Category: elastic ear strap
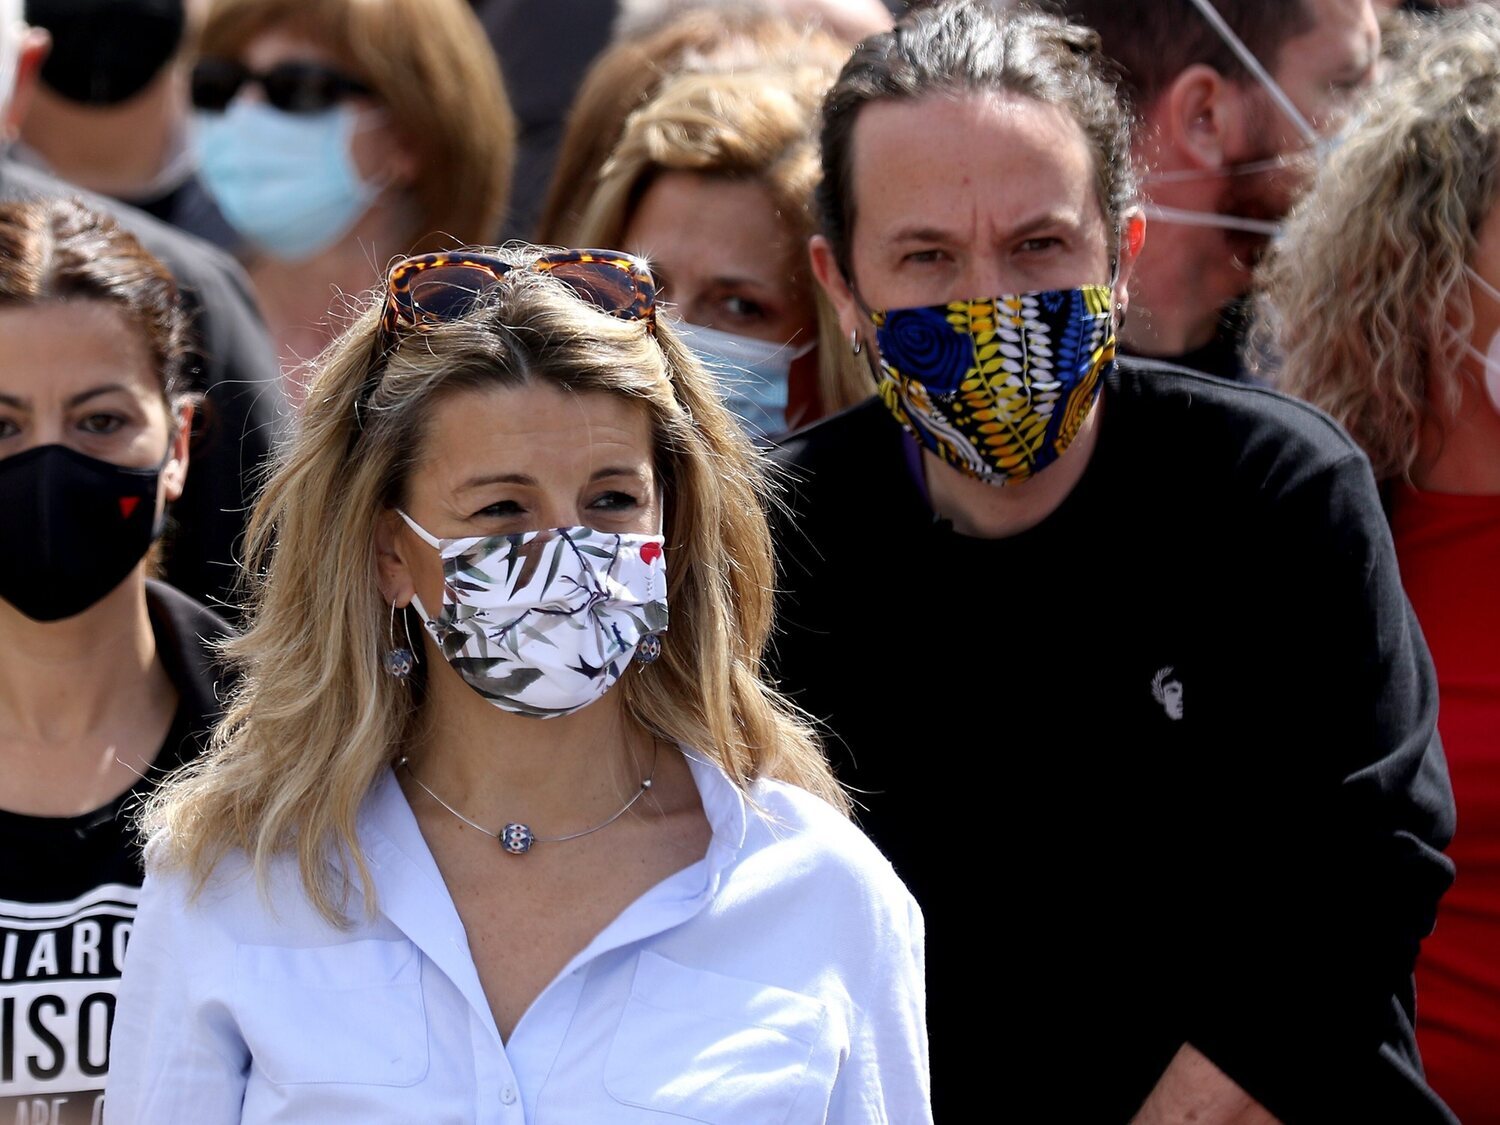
[1184,0,1318,145]
[1468,265,1500,306]
[396,509,442,549]
[409,592,432,627]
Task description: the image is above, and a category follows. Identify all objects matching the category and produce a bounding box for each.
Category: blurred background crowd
[0,0,1498,1120]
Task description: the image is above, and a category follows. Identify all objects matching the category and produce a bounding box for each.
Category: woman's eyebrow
[66,383,132,408]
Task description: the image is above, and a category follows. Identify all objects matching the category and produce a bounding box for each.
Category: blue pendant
[383,647,415,680]
[636,633,662,664]
[500,823,536,855]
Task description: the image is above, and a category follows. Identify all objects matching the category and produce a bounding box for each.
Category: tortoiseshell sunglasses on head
[379,249,658,346]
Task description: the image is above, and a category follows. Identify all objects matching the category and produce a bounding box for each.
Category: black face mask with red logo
[0,444,165,622]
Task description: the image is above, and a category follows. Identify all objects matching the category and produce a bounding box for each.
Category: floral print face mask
[399,511,668,718]
[868,285,1117,485]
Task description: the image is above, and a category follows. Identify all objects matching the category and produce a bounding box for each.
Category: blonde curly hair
[1251,7,1500,481]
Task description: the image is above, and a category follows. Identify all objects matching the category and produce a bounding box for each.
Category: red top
[1395,485,1500,1124]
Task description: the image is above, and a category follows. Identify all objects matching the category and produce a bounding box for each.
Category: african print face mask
[399,512,668,718]
[868,285,1116,485]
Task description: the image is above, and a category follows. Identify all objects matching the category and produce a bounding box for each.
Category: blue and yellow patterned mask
[869,285,1116,485]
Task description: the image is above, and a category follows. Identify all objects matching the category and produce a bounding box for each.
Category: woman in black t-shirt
[0,198,232,1124]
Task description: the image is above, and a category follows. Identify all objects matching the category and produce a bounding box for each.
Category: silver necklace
[397,745,657,856]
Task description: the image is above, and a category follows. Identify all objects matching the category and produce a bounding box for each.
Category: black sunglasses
[190,58,372,114]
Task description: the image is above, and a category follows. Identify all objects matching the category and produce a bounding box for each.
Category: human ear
[374,508,417,608]
[3,27,51,142]
[160,402,194,504]
[809,234,863,340]
[1161,64,1234,171]
[1112,211,1146,317]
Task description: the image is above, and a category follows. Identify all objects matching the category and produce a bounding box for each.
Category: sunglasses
[356,250,658,412]
[380,250,658,343]
[190,58,372,114]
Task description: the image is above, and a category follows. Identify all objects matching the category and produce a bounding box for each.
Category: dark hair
[1040,0,1314,108]
[0,198,188,402]
[816,0,1138,276]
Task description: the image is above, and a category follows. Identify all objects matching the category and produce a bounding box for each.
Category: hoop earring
[383,600,419,681]
[849,329,863,356]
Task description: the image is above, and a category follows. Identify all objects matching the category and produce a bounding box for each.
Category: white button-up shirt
[105,753,930,1123]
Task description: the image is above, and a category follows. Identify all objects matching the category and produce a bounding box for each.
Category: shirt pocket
[233,938,430,1087]
[603,951,831,1123]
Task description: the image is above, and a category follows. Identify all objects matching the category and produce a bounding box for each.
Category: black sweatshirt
[770,361,1457,1123]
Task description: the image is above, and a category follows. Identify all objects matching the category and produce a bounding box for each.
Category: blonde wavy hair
[1251,7,1500,481]
[144,246,845,924]
[574,68,870,417]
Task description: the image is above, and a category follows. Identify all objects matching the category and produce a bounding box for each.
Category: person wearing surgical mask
[0,198,234,1125]
[1255,11,1500,1119]
[190,0,516,404]
[573,64,869,439]
[1045,0,1381,381]
[14,0,236,248]
[0,0,285,619]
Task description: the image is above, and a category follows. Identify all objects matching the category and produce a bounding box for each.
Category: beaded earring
[383,600,419,681]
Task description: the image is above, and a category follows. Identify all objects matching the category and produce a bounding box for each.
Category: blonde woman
[572,67,869,435]
[536,6,851,248]
[190,0,516,402]
[1253,9,1500,1120]
[104,246,930,1122]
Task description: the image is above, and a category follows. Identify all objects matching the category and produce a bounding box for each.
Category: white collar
[350,744,754,1045]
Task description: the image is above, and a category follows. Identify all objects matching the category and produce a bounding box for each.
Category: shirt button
[500,1084,517,1105]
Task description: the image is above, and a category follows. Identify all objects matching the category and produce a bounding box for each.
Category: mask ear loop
[1183,0,1319,147]
[396,508,444,549]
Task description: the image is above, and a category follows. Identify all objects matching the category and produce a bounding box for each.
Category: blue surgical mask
[194,100,379,261]
[673,320,810,439]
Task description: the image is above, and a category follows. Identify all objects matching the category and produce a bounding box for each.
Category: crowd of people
[0,0,1494,1122]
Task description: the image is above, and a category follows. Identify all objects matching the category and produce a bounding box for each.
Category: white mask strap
[1185,0,1319,147]
[1143,139,1333,184]
[396,509,443,549]
[409,592,433,627]
[1141,202,1282,238]
[1467,264,1500,306]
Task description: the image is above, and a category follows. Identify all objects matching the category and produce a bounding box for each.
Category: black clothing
[0,581,232,1123]
[127,171,239,253]
[0,159,285,618]
[770,362,1457,1123]
[479,0,618,241]
[1123,298,1252,383]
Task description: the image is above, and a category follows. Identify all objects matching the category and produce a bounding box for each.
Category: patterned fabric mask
[869,285,1116,485]
[400,512,668,718]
